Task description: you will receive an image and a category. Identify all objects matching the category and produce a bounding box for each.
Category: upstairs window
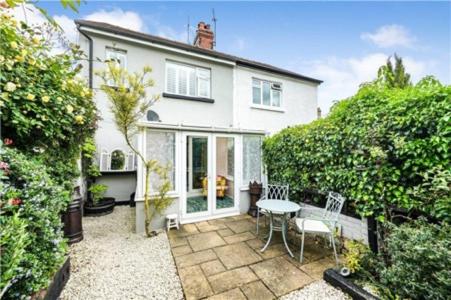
[166,61,211,98]
[105,47,127,86]
[252,78,282,108]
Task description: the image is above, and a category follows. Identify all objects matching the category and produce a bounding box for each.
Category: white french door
[181,132,239,222]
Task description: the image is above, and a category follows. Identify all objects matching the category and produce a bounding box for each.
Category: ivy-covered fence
[263,78,450,223]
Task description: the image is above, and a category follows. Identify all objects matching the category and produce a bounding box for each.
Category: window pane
[178,68,188,95]
[166,65,177,94]
[262,82,271,106]
[271,89,281,107]
[198,78,210,98]
[188,69,196,96]
[146,130,176,192]
[242,136,262,183]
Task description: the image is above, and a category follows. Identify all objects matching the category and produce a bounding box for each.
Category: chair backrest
[322,192,346,222]
[264,184,289,201]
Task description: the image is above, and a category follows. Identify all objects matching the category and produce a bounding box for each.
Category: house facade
[75,20,322,232]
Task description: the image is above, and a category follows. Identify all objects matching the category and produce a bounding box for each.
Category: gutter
[76,24,93,88]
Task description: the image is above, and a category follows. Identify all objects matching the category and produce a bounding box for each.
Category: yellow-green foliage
[96,62,173,236]
[343,240,369,273]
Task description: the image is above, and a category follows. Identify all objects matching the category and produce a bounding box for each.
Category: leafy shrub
[88,184,108,205]
[0,11,98,185]
[0,146,70,299]
[362,221,451,299]
[263,78,451,222]
[343,240,369,274]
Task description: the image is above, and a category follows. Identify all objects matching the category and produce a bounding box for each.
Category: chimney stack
[194,22,214,50]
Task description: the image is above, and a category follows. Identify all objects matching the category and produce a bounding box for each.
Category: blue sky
[27,1,451,111]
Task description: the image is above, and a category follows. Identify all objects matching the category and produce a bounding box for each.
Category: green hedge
[1,146,70,299]
[263,77,450,222]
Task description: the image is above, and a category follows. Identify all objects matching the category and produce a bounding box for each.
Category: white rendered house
[75,20,322,232]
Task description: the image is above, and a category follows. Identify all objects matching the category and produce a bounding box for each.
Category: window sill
[163,93,214,103]
[250,104,285,113]
[100,170,136,175]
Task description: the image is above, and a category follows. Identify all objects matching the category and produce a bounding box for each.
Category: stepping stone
[175,249,217,268]
[200,260,226,276]
[217,228,234,237]
[208,266,258,293]
[250,257,313,297]
[169,223,199,238]
[206,288,246,300]
[179,265,213,300]
[214,242,262,269]
[241,280,275,300]
[224,232,255,244]
[172,245,192,257]
[187,232,226,252]
[226,220,256,234]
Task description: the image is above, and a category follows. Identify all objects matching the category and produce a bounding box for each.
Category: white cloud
[10,4,46,25]
[85,8,145,32]
[291,53,434,114]
[361,24,416,48]
[54,14,77,43]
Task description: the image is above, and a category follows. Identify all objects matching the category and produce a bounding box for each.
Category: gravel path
[281,280,350,300]
[60,206,183,300]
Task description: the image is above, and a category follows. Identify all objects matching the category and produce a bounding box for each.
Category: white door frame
[212,134,240,215]
[180,131,240,223]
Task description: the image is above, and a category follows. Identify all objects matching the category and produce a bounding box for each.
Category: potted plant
[84,183,115,216]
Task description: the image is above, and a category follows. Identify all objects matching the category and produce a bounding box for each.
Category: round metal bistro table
[256,199,301,257]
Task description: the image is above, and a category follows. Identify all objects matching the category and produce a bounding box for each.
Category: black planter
[248,181,263,217]
[84,197,115,216]
[62,188,83,244]
[31,257,70,300]
[323,268,379,300]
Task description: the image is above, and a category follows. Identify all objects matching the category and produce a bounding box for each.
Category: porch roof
[137,121,267,135]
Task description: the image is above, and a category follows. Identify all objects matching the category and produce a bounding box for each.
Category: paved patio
[168,214,336,299]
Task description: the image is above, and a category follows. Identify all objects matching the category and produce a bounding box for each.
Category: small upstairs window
[166,61,211,98]
[252,78,282,108]
[105,47,127,86]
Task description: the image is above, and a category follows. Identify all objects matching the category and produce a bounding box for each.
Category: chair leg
[256,208,260,235]
[331,233,339,267]
[300,230,305,263]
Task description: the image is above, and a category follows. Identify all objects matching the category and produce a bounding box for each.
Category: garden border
[31,257,70,300]
[323,268,379,300]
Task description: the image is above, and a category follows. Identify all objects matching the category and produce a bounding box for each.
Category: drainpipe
[76,25,93,89]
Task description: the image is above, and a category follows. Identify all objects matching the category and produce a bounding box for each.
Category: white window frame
[165,61,211,98]
[251,78,283,109]
[105,47,127,86]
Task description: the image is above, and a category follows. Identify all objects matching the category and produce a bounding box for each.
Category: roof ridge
[75,19,322,84]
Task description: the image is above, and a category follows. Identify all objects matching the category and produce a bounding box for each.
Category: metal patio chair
[256,184,289,235]
[295,192,345,266]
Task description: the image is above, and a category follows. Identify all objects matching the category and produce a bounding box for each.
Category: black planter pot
[84,197,115,216]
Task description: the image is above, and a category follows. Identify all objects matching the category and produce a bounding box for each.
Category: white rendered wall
[234,65,318,134]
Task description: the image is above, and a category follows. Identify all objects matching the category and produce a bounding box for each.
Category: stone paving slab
[175,249,217,268]
[241,280,275,300]
[206,288,246,300]
[170,214,332,300]
[178,265,213,300]
[208,266,258,293]
[187,231,226,251]
[214,242,262,270]
[251,257,314,297]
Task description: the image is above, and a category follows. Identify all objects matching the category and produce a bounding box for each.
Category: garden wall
[299,204,369,244]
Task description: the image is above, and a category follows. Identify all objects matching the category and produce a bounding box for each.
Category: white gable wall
[234,65,318,134]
